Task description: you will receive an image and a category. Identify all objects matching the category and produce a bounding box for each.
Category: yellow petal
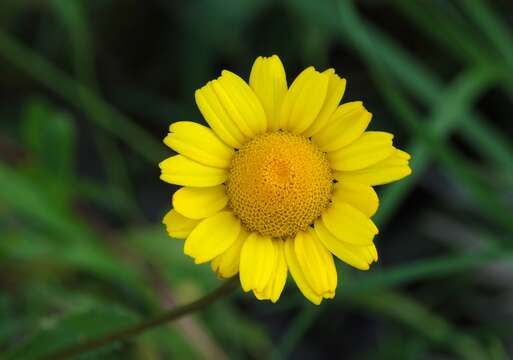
[211,228,248,278]
[195,83,247,148]
[249,55,287,131]
[184,211,241,264]
[172,185,228,219]
[253,239,288,303]
[332,181,379,217]
[315,219,374,270]
[322,202,378,246]
[211,70,267,137]
[312,102,371,152]
[334,149,412,185]
[164,121,234,168]
[328,131,395,171]
[284,237,323,305]
[277,67,314,130]
[163,209,200,239]
[369,244,378,262]
[294,228,337,297]
[303,69,346,137]
[360,244,378,264]
[239,232,276,293]
[159,155,227,187]
[279,67,329,134]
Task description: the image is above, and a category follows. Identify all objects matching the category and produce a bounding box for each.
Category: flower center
[226,131,333,238]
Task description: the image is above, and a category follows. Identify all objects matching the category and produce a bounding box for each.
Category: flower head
[160,55,411,304]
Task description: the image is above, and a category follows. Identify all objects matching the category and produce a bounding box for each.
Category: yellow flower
[160,55,411,304]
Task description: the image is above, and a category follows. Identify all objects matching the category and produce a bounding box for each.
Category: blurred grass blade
[20,98,76,204]
[346,291,489,360]
[374,69,504,228]
[49,0,142,219]
[334,0,513,230]
[6,307,138,360]
[0,161,87,239]
[372,69,513,235]
[275,1,513,357]
[0,31,165,163]
[334,1,513,181]
[50,0,96,88]
[21,99,75,178]
[392,1,489,66]
[390,2,513,174]
[270,306,317,360]
[342,249,513,295]
[274,248,513,358]
[394,0,513,175]
[459,0,513,69]
[0,162,152,299]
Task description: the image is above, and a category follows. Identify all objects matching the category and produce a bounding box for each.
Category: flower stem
[39,278,239,360]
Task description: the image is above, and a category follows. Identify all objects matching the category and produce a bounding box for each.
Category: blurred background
[1,0,513,359]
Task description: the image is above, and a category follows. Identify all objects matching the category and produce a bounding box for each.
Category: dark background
[1,0,513,359]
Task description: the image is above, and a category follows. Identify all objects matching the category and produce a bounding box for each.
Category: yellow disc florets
[226,131,333,238]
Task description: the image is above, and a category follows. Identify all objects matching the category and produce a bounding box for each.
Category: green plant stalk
[37,278,239,360]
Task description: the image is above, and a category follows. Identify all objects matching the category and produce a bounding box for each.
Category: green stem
[38,278,239,360]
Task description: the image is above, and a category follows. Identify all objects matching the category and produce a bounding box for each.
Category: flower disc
[227,131,333,238]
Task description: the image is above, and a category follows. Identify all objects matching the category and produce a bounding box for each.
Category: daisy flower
[160,55,411,304]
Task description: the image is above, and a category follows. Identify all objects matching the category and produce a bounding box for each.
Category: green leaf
[0,161,82,239]
[20,97,76,201]
[0,166,154,307]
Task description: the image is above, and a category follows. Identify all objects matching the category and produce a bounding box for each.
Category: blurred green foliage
[1,0,513,359]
